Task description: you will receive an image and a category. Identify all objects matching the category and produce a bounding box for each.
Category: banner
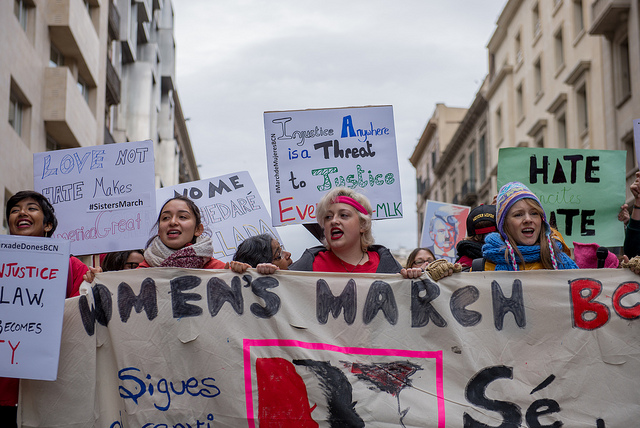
[264,106,403,226]
[419,201,469,262]
[497,147,625,247]
[0,235,69,381]
[19,268,640,427]
[156,172,282,262]
[33,141,157,255]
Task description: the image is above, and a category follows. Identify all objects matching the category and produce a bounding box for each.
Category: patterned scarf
[482,232,577,271]
[144,235,214,268]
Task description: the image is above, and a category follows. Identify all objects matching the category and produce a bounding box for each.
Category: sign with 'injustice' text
[264,106,403,226]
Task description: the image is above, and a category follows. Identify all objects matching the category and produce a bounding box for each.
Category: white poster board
[33,141,157,255]
[0,235,69,380]
[264,106,402,226]
[156,171,282,262]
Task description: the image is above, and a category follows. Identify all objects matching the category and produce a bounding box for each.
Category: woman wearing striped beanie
[480,182,578,271]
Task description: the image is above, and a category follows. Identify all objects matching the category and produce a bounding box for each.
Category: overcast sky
[172,0,506,259]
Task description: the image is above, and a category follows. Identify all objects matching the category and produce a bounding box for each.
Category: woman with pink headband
[290,187,422,277]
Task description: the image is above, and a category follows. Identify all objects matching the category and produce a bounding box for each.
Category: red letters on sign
[570,279,610,330]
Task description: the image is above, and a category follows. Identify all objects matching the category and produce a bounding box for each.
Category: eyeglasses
[411,259,432,267]
[272,248,283,261]
[123,262,140,270]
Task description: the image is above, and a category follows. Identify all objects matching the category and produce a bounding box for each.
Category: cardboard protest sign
[0,235,70,381]
[634,118,640,168]
[33,140,157,255]
[264,106,402,226]
[156,171,282,262]
[20,268,640,426]
[498,147,625,247]
[419,201,469,262]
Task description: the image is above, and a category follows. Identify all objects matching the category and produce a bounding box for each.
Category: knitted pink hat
[573,242,619,269]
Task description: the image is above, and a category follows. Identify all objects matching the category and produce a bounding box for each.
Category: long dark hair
[146,195,203,248]
[6,190,58,237]
[101,250,144,271]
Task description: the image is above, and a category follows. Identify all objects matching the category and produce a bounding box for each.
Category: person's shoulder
[203,258,226,269]
[290,245,327,271]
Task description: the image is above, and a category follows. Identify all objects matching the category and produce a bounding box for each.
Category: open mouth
[330,227,343,240]
[521,227,536,237]
[17,220,32,228]
[167,230,181,237]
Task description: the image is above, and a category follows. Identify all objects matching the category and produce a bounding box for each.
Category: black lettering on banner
[170,275,203,318]
[529,155,549,184]
[118,278,158,322]
[556,209,579,235]
[585,156,600,183]
[526,398,562,428]
[78,283,113,336]
[450,286,482,327]
[581,209,596,236]
[464,365,522,427]
[363,280,398,325]
[491,280,526,330]
[411,278,446,328]
[245,275,280,319]
[207,276,244,317]
[316,279,357,325]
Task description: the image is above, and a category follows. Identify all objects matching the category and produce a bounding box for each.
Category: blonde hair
[316,187,374,251]
[502,198,554,269]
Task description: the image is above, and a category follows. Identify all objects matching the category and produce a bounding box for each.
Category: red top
[312,250,380,273]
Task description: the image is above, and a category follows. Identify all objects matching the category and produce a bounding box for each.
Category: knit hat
[466,204,497,236]
[496,182,559,270]
[573,242,619,269]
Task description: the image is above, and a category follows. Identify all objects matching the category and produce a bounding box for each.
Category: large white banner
[20,268,640,427]
[33,141,157,255]
[156,172,282,262]
[0,235,69,381]
[264,106,403,226]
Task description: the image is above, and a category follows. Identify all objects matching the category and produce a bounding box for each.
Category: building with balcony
[1,0,199,232]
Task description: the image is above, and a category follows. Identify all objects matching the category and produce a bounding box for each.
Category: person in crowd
[289,188,423,278]
[138,195,226,269]
[228,234,292,272]
[624,171,640,258]
[427,205,459,263]
[405,247,435,270]
[456,204,497,270]
[478,182,578,271]
[101,249,145,271]
[2,191,98,427]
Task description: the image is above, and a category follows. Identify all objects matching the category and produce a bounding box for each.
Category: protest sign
[419,200,469,262]
[0,235,70,381]
[156,172,282,262]
[20,268,640,427]
[498,147,625,247]
[33,140,157,255]
[634,118,640,168]
[264,106,403,226]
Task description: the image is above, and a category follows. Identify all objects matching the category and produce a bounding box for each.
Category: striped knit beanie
[496,182,558,270]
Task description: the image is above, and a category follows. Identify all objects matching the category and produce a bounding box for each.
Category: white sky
[172,0,506,260]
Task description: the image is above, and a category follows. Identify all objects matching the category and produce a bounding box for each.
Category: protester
[455,204,497,270]
[477,182,578,271]
[101,250,145,271]
[228,234,292,272]
[2,191,98,427]
[405,247,435,270]
[624,171,640,258]
[138,195,226,269]
[289,188,423,278]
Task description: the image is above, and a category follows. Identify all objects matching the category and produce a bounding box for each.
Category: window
[557,113,567,148]
[516,83,524,121]
[576,83,588,134]
[495,108,503,143]
[469,151,476,191]
[77,77,89,103]
[9,93,24,136]
[554,28,564,71]
[46,135,60,151]
[534,57,543,98]
[614,36,631,104]
[573,0,584,37]
[515,32,523,65]
[625,134,637,176]
[49,45,64,67]
[534,129,545,148]
[14,0,28,31]
[478,134,487,183]
[532,3,541,39]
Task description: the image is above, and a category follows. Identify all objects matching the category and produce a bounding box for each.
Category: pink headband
[334,196,370,215]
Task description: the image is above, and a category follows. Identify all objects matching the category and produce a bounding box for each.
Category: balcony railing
[105,59,121,106]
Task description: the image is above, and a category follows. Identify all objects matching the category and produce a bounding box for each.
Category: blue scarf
[482,232,578,271]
